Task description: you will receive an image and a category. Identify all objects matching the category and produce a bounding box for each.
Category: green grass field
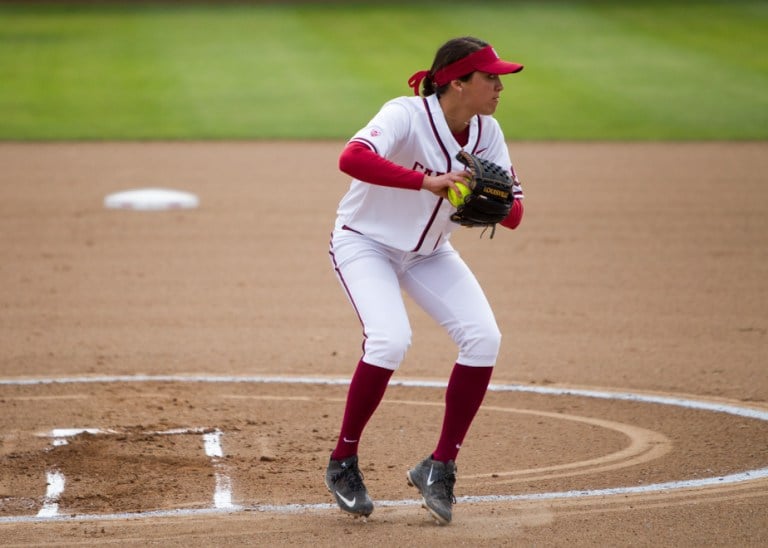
[0,1,766,140]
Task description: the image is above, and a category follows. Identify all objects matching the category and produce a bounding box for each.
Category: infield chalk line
[3,373,767,420]
[35,471,65,518]
[1,374,766,524]
[203,429,240,510]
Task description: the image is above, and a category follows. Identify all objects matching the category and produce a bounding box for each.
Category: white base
[104,188,199,210]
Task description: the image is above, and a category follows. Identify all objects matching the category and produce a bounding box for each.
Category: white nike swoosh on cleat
[426,464,437,486]
[335,491,357,508]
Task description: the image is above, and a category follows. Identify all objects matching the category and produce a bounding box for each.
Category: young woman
[325,36,525,525]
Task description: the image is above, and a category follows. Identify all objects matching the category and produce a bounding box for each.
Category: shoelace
[429,466,457,504]
[442,471,457,504]
[335,463,365,492]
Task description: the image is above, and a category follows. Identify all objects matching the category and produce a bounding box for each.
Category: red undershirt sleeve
[339,141,424,190]
[499,198,524,230]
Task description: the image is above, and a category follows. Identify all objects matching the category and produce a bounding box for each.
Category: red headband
[407,46,523,96]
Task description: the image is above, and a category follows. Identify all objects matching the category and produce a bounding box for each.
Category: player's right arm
[339,142,465,198]
[339,141,423,190]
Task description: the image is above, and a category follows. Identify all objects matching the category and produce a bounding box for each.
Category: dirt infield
[0,142,766,546]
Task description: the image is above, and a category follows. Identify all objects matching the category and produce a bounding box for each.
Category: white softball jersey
[335,93,524,255]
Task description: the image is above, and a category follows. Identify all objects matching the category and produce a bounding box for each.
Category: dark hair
[422,36,489,97]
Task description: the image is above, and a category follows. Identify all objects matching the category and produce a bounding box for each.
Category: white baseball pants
[329,229,501,370]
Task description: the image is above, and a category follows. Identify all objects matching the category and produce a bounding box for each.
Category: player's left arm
[499,199,524,229]
[480,120,525,230]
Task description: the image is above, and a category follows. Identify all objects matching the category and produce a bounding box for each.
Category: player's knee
[363,327,412,370]
[379,329,412,364]
[458,324,502,365]
[477,325,502,357]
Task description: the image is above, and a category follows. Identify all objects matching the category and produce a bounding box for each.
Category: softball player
[324,36,525,525]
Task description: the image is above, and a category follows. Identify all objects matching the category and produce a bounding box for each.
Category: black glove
[450,150,514,237]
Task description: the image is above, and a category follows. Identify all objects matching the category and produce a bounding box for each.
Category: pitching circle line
[0,374,766,524]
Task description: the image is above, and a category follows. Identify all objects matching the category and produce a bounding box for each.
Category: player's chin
[483,98,500,113]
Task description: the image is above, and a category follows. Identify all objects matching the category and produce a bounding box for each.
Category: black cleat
[325,455,374,518]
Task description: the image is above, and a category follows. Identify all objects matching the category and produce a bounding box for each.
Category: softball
[448,182,471,207]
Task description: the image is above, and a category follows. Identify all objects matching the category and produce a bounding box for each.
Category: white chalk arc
[0,374,765,523]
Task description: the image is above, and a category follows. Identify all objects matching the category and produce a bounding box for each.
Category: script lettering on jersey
[412,162,445,177]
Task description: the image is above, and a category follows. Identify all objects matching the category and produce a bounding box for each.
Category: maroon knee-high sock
[331,360,394,460]
[432,363,494,463]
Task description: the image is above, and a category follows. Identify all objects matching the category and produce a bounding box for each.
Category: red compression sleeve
[500,199,524,230]
[339,141,424,190]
